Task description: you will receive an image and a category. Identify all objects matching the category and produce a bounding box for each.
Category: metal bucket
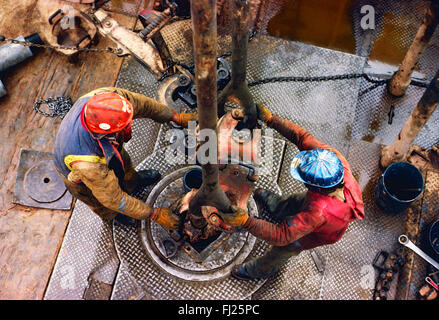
[375,162,424,215]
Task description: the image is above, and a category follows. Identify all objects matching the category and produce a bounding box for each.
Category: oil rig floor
[1,0,439,300]
[44,15,439,300]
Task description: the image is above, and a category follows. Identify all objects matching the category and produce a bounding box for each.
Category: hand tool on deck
[0,33,43,97]
[426,276,439,291]
[398,234,439,270]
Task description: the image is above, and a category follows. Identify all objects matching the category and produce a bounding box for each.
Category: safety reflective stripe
[118,195,127,213]
[64,155,106,170]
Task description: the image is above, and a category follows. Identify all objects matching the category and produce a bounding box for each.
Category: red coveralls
[241,115,365,278]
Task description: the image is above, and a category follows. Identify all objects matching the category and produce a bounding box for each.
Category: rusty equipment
[90,8,166,78]
[47,6,97,57]
[187,0,232,218]
[13,149,73,210]
[170,108,260,244]
[188,0,259,222]
[388,1,439,97]
[380,69,439,168]
[157,57,231,111]
[34,1,172,77]
[217,0,257,128]
[372,250,404,300]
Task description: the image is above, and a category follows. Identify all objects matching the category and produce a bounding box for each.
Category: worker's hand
[218,205,249,228]
[256,104,272,123]
[172,112,198,128]
[151,208,182,231]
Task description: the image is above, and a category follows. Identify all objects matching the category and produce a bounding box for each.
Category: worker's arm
[218,204,325,247]
[70,161,180,230]
[83,87,197,126]
[242,205,325,247]
[71,161,153,219]
[257,104,346,162]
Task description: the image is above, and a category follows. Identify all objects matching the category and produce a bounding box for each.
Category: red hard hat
[83,92,134,134]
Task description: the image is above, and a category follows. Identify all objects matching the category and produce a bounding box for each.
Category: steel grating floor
[45,1,439,300]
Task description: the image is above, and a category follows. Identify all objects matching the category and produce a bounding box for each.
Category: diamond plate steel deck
[351,79,439,149]
[45,2,439,300]
[110,35,366,299]
[44,201,119,300]
[321,140,407,300]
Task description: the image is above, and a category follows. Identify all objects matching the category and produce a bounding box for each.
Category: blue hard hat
[290,149,344,188]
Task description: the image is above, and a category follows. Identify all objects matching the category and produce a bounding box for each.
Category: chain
[33,97,73,118]
[0,37,123,56]
[248,73,428,89]
[248,73,368,87]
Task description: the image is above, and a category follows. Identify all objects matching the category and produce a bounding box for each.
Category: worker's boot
[231,241,303,280]
[253,188,284,216]
[136,169,161,186]
[126,169,161,194]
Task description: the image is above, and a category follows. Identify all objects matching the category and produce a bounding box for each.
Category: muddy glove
[256,104,272,123]
[151,208,182,231]
[172,112,198,128]
[218,205,249,228]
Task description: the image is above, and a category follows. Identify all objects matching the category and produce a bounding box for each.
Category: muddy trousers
[244,192,307,278]
[63,148,141,220]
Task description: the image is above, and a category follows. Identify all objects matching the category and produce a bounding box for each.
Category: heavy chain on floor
[33,97,73,118]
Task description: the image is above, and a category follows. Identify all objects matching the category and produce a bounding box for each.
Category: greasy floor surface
[45,0,439,299]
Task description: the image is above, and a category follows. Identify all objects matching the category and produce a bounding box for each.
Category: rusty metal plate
[24,160,67,203]
[13,149,73,210]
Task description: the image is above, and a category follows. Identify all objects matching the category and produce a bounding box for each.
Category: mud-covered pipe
[388,2,439,97]
[381,69,439,168]
[188,0,232,215]
[218,0,257,128]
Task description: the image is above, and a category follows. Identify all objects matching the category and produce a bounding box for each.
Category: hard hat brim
[289,150,344,188]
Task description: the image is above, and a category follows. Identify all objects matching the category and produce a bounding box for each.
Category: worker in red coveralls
[218,104,365,280]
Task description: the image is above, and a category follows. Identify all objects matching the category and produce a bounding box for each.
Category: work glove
[256,104,272,123]
[151,208,182,231]
[218,205,249,228]
[172,112,198,128]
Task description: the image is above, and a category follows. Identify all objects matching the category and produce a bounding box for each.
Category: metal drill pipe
[218,0,257,128]
[381,69,439,168]
[388,2,439,97]
[189,0,232,215]
[231,0,249,87]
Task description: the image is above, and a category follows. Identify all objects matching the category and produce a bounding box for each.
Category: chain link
[0,37,123,55]
[33,97,73,118]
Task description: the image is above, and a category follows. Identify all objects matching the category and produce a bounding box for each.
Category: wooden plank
[0,0,136,299]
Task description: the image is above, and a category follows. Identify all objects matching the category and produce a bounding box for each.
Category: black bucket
[375,162,424,215]
[183,167,203,192]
